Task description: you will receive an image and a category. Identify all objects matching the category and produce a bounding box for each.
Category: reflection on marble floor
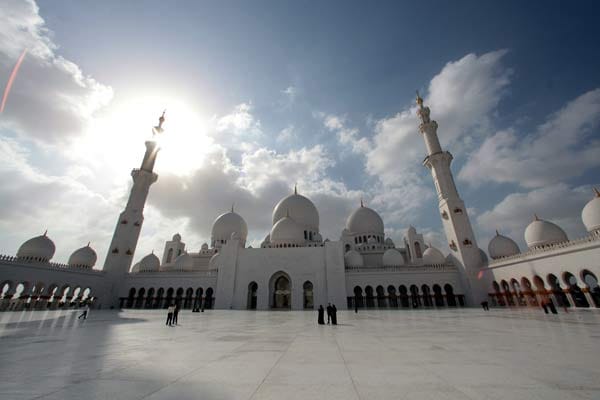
[0,308,599,400]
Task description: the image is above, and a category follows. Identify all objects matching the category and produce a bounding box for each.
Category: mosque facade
[1,97,599,311]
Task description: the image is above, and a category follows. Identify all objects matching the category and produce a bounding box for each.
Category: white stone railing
[345,263,456,273]
[0,254,104,274]
[489,232,600,265]
[132,269,218,277]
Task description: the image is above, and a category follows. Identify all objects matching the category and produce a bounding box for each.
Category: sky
[1,0,599,268]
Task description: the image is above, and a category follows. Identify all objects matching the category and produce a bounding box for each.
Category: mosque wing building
[1,101,600,311]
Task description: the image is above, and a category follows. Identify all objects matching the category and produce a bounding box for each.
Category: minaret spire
[103,113,163,308]
[416,92,483,305]
[294,184,297,195]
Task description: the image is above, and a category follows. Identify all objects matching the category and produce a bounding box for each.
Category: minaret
[101,112,165,306]
[415,93,484,304]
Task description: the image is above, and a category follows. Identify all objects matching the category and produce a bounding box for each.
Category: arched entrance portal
[270,272,291,309]
[247,282,258,309]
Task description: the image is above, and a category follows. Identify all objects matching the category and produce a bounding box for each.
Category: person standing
[354,297,358,313]
[326,303,332,324]
[78,303,90,320]
[173,304,180,325]
[317,305,325,325]
[331,304,338,325]
[166,304,174,326]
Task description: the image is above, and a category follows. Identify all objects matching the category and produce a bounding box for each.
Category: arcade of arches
[0,280,94,311]
[349,283,464,309]
[489,269,600,309]
[120,286,215,310]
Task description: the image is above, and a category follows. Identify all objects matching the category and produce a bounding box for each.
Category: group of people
[317,303,338,325]
[166,304,180,326]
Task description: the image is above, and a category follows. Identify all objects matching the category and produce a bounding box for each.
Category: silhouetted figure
[173,304,180,325]
[480,301,489,311]
[331,304,338,325]
[547,299,558,314]
[354,298,358,313]
[318,305,325,325]
[326,303,332,324]
[541,301,549,314]
[166,304,174,326]
[78,304,89,319]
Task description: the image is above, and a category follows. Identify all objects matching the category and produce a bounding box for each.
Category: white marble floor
[0,308,599,400]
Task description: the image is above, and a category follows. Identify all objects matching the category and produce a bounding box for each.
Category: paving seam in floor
[332,329,363,400]
[246,328,300,400]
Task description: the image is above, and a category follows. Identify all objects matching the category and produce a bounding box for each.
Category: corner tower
[415,93,484,304]
[102,112,165,305]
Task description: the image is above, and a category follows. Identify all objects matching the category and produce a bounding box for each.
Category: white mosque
[1,96,599,311]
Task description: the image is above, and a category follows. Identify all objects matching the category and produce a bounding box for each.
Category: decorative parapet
[345,263,457,273]
[0,254,105,274]
[130,269,218,277]
[488,232,600,266]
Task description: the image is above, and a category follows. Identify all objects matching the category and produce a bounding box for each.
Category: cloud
[476,183,594,250]
[459,88,600,188]
[0,136,119,265]
[281,86,297,102]
[276,125,297,143]
[0,0,113,143]
[322,114,371,155]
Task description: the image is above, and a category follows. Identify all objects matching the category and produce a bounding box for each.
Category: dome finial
[151,249,154,254]
[360,197,364,207]
[43,229,47,236]
[294,184,297,195]
[534,213,539,221]
[416,90,423,106]
[87,241,90,247]
[594,187,600,198]
[495,229,500,236]
[231,202,235,213]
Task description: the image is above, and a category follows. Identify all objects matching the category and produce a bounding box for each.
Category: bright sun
[78,95,216,179]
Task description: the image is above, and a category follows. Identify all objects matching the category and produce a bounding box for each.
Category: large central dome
[272,187,319,231]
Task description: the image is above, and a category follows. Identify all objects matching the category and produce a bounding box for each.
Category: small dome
[346,203,384,234]
[582,189,600,233]
[211,210,248,246]
[314,232,323,242]
[174,253,193,270]
[172,233,182,241]
[17,232,56,262]
[422,246,445,264]
[68,244,97,268]
[131,262,141,273]
[385,238,395,246]
[209,253,220,269]
[524,215,568,249]
[271,216,304,245]
[139,253,160,272]
[272,188,320,231]
[344,250,364,267]
[201,243,209,251]
[383,249,404,266]
[488,231,520,259]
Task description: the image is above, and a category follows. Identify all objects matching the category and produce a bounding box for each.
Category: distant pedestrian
[331,304,338,325]
[318,305,325,325]
[326,303,332,324]
[78,304,90,319]
[173,304,180,325]
[480,301,489,311]
[166,304,174,326]
[354,298,358,313]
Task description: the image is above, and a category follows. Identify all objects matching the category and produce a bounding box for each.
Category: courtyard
[0,308,599,400]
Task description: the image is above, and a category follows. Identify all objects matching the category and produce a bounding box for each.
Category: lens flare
[1,49,27,113]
